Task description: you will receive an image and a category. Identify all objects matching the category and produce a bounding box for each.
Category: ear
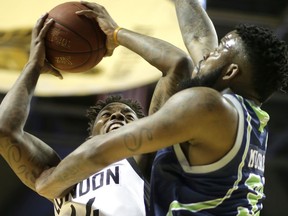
[223,63,239,80]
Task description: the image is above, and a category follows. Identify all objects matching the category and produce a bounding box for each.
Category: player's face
[91,102,138,136]
[190,31,241,90]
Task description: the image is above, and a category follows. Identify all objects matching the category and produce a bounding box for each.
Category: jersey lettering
[73,166,119,199]
[69,197,99,216]
[248,149,265,172]
[54,166,120,214]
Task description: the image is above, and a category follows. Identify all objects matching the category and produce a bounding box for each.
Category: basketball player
[0,1,195,213]
[35,1,288,215]
[0,14,151,215]
[53,95,151,215]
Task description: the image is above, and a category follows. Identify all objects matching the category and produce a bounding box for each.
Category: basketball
[45,2,107,72]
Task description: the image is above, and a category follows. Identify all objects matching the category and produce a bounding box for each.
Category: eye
[126,115,135,121]
[101,112,110,118]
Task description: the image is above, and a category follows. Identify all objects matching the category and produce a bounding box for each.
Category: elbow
[0,122,18,141]
[35,167,65,200]
[36,185,71,200]
[0,122,9,137]
[0,115,21,139]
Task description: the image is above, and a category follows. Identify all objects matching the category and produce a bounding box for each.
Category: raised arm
[77,1,193,114]
[118,28,194,114]
[33,2,222,198]
[76,1,194,179]
[0,14,61,191]
[175,0,218,64]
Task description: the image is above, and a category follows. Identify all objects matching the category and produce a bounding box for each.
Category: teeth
[108,123,123,132]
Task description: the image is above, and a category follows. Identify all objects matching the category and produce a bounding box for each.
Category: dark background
[1,0,288,215]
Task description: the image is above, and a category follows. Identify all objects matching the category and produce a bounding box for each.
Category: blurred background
[0,0,288,215]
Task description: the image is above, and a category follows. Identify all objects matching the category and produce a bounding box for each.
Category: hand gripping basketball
[45,2,107,73]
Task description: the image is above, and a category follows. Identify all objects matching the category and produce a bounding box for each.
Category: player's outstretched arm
[78,1,193,114]
[35,86,237,199]
[117,28,193,114]
[0,14,61,191]
[78,1,194,179]
[175,0,218,64]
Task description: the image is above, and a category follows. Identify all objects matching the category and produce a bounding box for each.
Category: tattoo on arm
[1,137,40,186]
[124,128,153,152]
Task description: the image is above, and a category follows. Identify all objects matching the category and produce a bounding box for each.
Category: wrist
[24,60,43,76]
[113,27,123,45]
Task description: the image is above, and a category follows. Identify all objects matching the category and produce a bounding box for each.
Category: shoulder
[166,87,234,114]
[169,88,239,165]
[163,87,238,141]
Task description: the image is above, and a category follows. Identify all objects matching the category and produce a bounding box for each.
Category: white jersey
[54,158,149,216]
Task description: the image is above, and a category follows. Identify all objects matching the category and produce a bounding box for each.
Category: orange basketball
[45,2,107,73]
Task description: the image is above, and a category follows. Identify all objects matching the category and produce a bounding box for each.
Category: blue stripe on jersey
[149,93,268,216]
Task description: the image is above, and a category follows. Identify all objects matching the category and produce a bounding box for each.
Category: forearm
[148,57,191,115]
[117,28,193,114]
[35,122,154,199]
[0,133,61,190]
[0,62,60,190]
[175,0,218,62]
[35,138,108,199]
[117,28,191,76]
[0,62,40,134]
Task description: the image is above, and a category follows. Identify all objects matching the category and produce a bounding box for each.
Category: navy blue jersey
[150,93,269,216]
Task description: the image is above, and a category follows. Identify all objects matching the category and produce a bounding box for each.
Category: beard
[177,66,223,91]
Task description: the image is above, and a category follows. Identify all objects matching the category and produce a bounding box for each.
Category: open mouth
[106,122,124,133]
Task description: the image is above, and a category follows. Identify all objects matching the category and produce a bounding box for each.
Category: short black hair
[86,95,145,135]
[236,24,288,102]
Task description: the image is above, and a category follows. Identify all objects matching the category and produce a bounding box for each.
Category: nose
[110,112,125,121]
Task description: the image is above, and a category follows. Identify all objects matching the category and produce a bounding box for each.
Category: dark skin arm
[77,1,216,178]
[80,1,218,177]
[175,0,218,64]
[77,1,193,115]
[35,87,238,199]
[142,0,218,176]
[0,14,62,192]
[77,1,193,178]
[33,1,226,199]
[148,0,218,115]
